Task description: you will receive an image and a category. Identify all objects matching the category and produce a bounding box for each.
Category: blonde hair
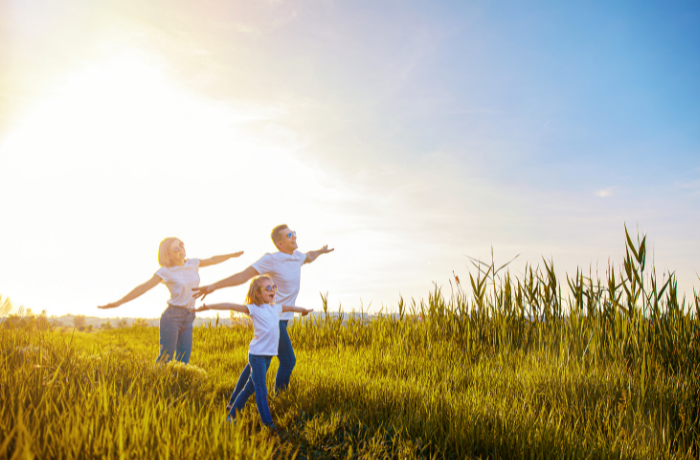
[158,237,180,267]
[245,275,273,305]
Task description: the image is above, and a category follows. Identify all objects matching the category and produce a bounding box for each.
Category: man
[193,224,333,405]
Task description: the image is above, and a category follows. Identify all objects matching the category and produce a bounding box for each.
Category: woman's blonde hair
[245,275,273,305]
[158,237,180,267]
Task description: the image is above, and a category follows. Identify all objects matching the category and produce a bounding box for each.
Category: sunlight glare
[0,51,366,316]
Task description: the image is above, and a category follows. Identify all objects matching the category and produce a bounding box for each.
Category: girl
[98,237,243,364]
[195,275,311,429]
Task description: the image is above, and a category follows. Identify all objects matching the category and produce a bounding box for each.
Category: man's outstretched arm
[305,245,334,264]
[193,266,259,299]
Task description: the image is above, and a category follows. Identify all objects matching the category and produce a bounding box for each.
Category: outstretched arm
[282,305,312,316]
[195,302,249,314]
[199,251,244,268]
[98,275,161,309]
[192,266,259,299]
[305,245,334,264]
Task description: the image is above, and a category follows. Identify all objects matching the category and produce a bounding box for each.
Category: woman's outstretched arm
[97,275,161,309]
[199,251,245,268]
[195,302,250,314]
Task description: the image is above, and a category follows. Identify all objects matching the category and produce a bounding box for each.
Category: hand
[229,251,244,259]
[319,245,334,254]
[301,308,312,316]
[97,302,120,309]
[194,304,210,312]
[193,285,215,300]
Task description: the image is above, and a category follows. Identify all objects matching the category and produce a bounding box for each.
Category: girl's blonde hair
[245,275,273,305]
[157,237,179,267]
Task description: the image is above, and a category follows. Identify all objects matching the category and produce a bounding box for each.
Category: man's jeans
[157,305,195,364]
[228,320,296,407]
[228,354,273,426]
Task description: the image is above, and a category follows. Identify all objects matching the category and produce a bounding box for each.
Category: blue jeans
[229,354,273,426]
[227,321,296,407]
[157,305,195,364]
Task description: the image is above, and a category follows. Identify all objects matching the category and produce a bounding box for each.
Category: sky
[0,0,698,318]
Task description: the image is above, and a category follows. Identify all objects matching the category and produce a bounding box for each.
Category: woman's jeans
[227,320,296,407]
[229,354,274,426]
[157,305,195,364]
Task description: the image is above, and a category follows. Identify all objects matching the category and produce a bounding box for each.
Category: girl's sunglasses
[261,284,278,292]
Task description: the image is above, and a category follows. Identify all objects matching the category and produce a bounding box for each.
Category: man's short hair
[271,224,288,249]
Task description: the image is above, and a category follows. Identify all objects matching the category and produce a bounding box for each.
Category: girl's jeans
[157,305,195,364]
[228,321,295,407]
[229,354,274,426]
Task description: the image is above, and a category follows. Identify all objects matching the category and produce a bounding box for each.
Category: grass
[1,228,699,459]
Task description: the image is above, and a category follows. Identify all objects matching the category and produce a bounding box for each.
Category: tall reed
[1,228,698,458]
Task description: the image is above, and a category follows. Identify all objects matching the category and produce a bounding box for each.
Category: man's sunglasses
[261,285,278,292]
[286,231,297,239]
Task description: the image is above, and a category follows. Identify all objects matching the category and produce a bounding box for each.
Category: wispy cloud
[595,187,615,198]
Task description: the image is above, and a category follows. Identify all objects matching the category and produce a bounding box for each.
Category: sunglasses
[261,284,278,292]
[286,231,297,239]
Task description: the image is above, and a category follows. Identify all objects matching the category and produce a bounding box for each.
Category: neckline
[168,259,188,268]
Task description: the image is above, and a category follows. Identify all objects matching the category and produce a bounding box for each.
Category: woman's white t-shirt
[155,259,200,310]
[246,303,283,356]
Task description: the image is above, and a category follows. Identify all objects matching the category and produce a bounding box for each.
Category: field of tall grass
[2,229,699,459]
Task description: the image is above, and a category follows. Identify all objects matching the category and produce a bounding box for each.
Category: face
[258,278,278,304]
[276,227,298,252]
[169,239,186,261]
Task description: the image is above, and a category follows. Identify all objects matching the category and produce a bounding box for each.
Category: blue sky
[0,1,698,316]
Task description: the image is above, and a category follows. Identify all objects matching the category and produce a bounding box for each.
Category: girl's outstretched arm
[281,306,312,316]
[199,251,245,268]
[195,302,250,314]
[98,275,161,309]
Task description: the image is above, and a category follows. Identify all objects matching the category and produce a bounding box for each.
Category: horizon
[1,1,698,318]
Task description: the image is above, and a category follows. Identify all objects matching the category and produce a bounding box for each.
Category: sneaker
[267,423,280,434]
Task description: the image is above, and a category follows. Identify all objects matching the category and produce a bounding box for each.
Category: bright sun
[0,53,351,317]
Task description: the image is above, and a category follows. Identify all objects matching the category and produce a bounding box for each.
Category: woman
[98,237,243,364]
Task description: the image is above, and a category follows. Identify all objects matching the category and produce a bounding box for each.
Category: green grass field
[2,230,699,459]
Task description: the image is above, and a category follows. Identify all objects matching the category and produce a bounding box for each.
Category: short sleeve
[296,250,308,265]
[155,267,168,282]
[187,258,200,269]
[251,253,274,275]
[245,305,253,316]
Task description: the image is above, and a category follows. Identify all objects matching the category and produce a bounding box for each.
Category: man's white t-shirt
[246,303,284,356]
[155,258,200,310]
[251,250,307,321]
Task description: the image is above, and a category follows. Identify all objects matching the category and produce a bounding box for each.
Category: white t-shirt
[251,250,307,321]
[155,258,200,310]
[246,303,284,356]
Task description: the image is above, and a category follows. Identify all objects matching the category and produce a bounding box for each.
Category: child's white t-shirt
[155,259,200,310]
[251,250,307,321]
[246,303,284,356]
